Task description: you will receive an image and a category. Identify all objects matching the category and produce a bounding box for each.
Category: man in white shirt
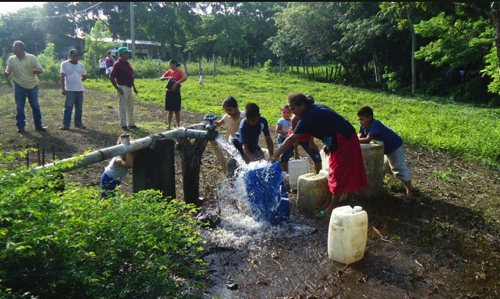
[59,49,87,130]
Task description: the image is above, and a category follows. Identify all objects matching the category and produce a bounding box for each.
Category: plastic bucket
[320,150,329,171]
[328,205,368,264]
[288,157,309,190]
[244,161,290,225]
[297,173,330,210]
[356,141,385,197]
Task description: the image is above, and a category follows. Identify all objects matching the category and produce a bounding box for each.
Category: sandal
[315,210,331,219]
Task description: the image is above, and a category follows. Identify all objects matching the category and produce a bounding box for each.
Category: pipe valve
[204,114,219,141]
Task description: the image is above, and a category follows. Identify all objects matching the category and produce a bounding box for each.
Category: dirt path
[1,84,499,298]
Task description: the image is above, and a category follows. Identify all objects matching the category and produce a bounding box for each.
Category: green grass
[85,67,500,169]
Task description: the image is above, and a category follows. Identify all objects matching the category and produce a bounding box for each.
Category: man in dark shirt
[109,47,139,131]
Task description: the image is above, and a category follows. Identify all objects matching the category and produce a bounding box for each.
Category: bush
[0,149,207,299]
[37,43,63,83]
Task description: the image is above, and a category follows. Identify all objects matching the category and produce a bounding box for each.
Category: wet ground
[1,84,499,299]
[194,143,500,299]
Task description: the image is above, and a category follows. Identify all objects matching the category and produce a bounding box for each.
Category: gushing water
[206,136,317,248]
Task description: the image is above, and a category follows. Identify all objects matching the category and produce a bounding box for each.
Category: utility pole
[130,2,136,61]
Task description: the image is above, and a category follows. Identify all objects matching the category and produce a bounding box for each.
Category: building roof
[70,34,161,46]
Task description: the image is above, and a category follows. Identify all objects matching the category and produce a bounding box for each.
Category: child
[230,103,274,176]
[275,104,293,172]
[357,106,412,202]
[213,96,245,177]
[199,71,204,85]
[281,95,323,174]
[100,134,135,199]
[213,96,245,141]
[98,55,106,80]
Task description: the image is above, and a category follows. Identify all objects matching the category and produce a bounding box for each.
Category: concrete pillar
[133,139,176,199]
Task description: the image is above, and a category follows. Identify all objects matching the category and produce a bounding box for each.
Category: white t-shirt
[104,157,128,181]
[60,61,87,91]
[99,59,106,68]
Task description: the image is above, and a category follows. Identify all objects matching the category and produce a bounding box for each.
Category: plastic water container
[320,150,329,170]
[288,157,310,190]
[356,141,385,197]
[244,161,290,225]
[328,205,368,265]
[297,173,330,210]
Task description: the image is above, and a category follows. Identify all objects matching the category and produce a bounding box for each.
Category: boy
[214,96,244,141]
[357,106,412,202]
[230,103,274,176]
[59,49,87,130]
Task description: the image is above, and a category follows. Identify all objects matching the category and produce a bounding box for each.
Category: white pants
[386,145,411,182]
[118,85,135,127]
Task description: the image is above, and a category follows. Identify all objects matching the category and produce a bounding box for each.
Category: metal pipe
[32,127,212,174]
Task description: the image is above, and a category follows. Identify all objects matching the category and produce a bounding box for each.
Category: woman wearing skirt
[160,59,187,129]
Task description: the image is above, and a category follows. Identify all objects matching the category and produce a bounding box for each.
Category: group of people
[4,40,412,217]
[213,93,413,218]
[4,40,189,134]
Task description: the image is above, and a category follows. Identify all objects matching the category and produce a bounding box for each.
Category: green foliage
[84,66,500,171]
[0,149,207,298]
[83,20,121,79]
[37,43,61,83]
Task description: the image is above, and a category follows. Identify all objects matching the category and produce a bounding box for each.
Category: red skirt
[328,133,368,194]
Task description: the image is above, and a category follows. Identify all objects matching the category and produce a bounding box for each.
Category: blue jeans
[62,91,84,128]
[14,83,42,128]
[100,172,121,198]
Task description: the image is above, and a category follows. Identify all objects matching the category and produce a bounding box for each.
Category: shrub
[0,148,207,299]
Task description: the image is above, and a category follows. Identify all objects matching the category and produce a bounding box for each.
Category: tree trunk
[2,47,12,87]
[491,2,500,79]
[176,122,209,207]
[373,51,381,83]
[408,8,417,94]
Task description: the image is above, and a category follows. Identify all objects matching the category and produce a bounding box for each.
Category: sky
[1,2,46,15]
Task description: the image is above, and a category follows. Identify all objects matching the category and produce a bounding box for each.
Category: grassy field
[84,65,500,170]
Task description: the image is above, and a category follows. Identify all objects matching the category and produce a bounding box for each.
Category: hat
[69,49,80,57]
[118,47,132,56]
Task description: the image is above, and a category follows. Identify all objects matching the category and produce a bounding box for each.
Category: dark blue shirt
[232,117,270,153]
[359,119,403,155]
[294,104,355,153]
[295,103,355,137]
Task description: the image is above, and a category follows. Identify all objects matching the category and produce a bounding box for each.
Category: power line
[2,2,104,20]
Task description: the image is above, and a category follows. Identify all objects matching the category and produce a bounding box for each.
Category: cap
[69,49,80,57]
[118,47,132,56]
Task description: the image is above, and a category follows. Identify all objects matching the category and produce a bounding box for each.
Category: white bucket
[320,150,329,171]
[328,205,368,265]
[288,157,309,190]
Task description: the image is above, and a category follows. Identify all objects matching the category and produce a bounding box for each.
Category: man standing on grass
[109,47,139,132]
[4,40,48,133]
[59,49,88,130]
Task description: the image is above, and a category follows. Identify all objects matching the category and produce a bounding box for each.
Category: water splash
[207,136,317,248]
